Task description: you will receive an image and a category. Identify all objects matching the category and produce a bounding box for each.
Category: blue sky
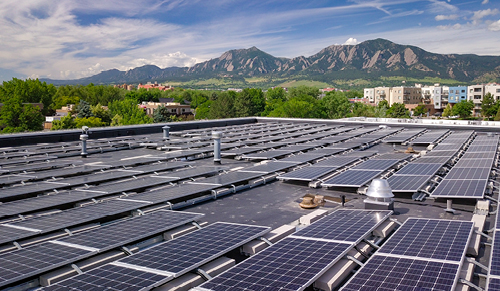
[0,0,499,81]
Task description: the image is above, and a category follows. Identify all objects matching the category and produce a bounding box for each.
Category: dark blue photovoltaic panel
[445,168,491,180]
[378,218,473,262]
[293,210,392,243]
[488,278,500,291]
[277,166,338,181]
[488,232,500,278]
[386,175,431,192]
[394,163,442,176]
[41,264,169,291]
[196,238,351,291]
[322,170,383,187]
[431,179,488,198]
[340,256,459,291]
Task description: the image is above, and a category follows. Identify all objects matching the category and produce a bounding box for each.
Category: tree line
[0,78,416,134]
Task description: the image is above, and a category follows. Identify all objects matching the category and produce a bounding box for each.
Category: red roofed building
[138,82,174,91]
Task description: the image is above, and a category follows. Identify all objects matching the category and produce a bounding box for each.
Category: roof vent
[364,179,394,210]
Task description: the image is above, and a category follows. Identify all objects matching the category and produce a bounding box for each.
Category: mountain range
[41,39,500,88]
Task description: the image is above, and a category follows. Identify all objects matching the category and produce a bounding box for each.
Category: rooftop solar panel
[489,232,500,278]
[424,150,458,157]
[487,278,500,291]
[321,170,383,187]
[445,167,491,180]
[292,209,392,243]
[78,176,178,195]
[340,256,460,291]
[277,166,339,181]
[377,218,473,262]
[42,222,269,291]
[467,145,498,152]
[370,153,411,160]
[188,171,263,186]
[386,175,432,192]
[453,158,494,168]
[412,156,451,164]
[431,179,488,198]
[238,161,300,174]
[276,153,327,163]
[129,183,218,204]
[461,152,497,159]
[196,238,351,291]
[240,150,295,160]
[311,156,361,167]
[394,163,442,176]
[351,159,400,170]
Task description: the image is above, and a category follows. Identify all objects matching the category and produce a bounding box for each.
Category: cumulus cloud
[344,37,359,45]
[126,52,199,70]
[482,0,489,4]
[489,19,500,31]
[435,14,458,21]
[471,8,499,21]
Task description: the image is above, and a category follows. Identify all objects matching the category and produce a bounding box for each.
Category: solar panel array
[411,129,450,145]
[431,134,498,198]
[387,131,474,192]
[194,209,392,291]
[0,210,203,289]
[41,222,270,291]
[321,153,408,188]
[341,218,473,291]
[384,128,426,143]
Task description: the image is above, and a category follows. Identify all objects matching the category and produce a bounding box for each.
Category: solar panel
[386,175,431,192]
[311,156,361,167]
[196,238,351,291]
[445,168,491,180]
[351,159,399,170]
[461,152,496,159]
[412,156,451,164]
[57,210,203,251]
[378,218,473,261]
[394,163,442,175]
[188,171,263,186]
[241,150,295,160]
[321,170,383,187]
[79,176,178,194]
[340,256,460,291]
[277,166,339,181]
[292,210,392,243]
[424,150,458,156]
[238,161,300,174]
[0,243,93,288]
[370,153,411,160]
[0,182,70,201]
[277,153,327,163]
[453,158,493,168]
[42,222,269,291]
[489,232,500,277]
[431,179,488,198]
[488,278,500,291]
[467,145,498,152]
[129,183,219,204]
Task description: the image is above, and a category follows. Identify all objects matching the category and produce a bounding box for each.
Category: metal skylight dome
[366,179,394,200]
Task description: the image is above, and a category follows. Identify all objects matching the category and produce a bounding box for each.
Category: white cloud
[482,0,489,4]
[344,38,359,45]
[489,19,500,31]
[471,8,499,21]
[437,23,462,30]
[435,14,458,21]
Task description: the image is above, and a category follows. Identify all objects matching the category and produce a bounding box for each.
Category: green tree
[0,96,44,133]
[269,94,321,119]
[51,114,76,130]
[75,117,105,128]
[153,105,174,123]
[481,93,496,120]
[50,95,80,111]
[288,86,320,100]
[209,92,235,119]
[320,91,352,119]
[234,88,265,117]
[194,100,212,119]
[91,104,111,125]
[76,100,93,118]
[378,100,389,110]
[494,106,500,121]
[452,100,474,119]
[0,78,56,115]
[442,104,453,118]
[263,87,286,116]
[108,99,152,126]
[352,102,376,117]
[346,90,363,99]
[413,104,427,117]
[387,103,410,118]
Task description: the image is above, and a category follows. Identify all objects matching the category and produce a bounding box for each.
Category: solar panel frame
[453,158,494,169]
[277,166,339,181]
[187,171,263,186]
[238,161,300,174]
[445,167,491,180]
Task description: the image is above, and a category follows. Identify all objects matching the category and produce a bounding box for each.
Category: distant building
[448,86,467,104]
[389,86,422,106]
[140,102,192,117]
[363,88,375,103]
[138,82,173,91]
[374,87,390,104]
[114,84,135,90]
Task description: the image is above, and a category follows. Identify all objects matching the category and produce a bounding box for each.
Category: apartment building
[448,86,467,104]
[485,83,500,101]
[374,87,390,104]
[363,88,375,103]
[389,86,422,106]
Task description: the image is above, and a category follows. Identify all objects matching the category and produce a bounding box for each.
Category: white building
[364,88,375,103]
